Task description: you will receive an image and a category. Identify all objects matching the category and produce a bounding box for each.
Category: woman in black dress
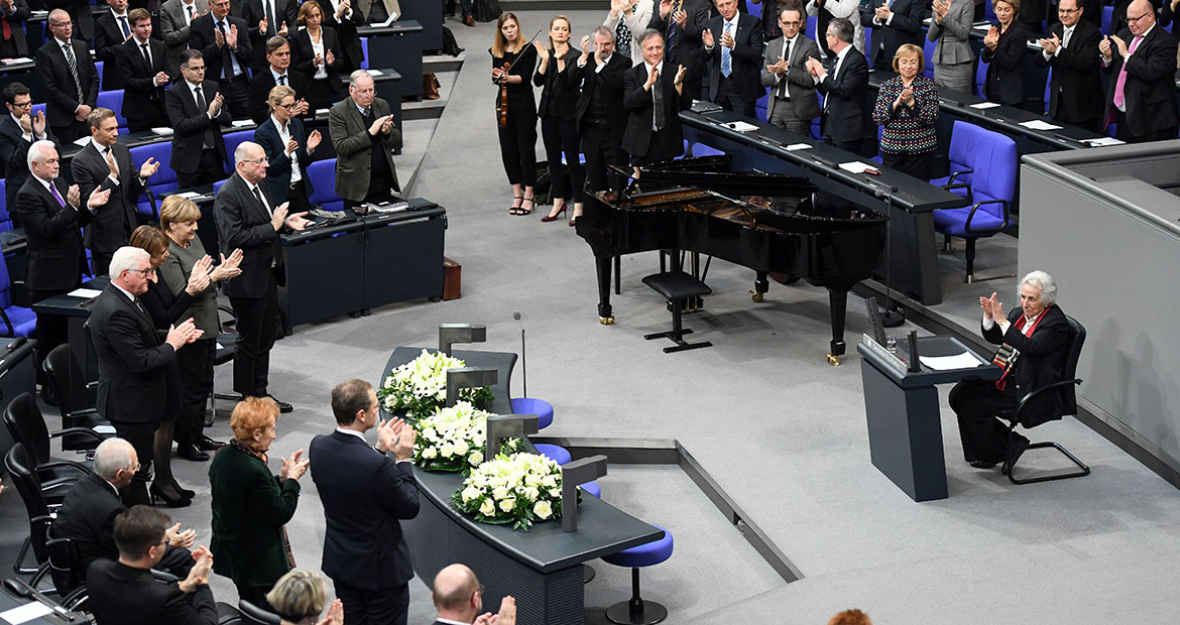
[491,12,538,215]
[533,15,584,225]
[292,1,346,111]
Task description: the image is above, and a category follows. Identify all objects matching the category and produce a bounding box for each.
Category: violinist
[491,12,538,216]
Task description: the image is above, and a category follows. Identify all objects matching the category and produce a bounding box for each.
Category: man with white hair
[214,141,308,413]
[328,69,401,211]
[948,270,1071,472]
[53,438,198,586]
[88,246,204,505]
[13,139,109,401]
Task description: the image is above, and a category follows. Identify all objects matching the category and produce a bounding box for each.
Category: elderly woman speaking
[209,397,309,612]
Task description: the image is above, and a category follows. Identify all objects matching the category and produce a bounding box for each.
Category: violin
[496,62,510,128]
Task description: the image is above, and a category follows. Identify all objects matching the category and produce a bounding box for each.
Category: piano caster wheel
[750,290,764,303]
[827,353,841,367]
[599,316,615,325]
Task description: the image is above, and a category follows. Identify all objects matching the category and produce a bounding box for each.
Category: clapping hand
[271,201,290,230]
[316,599,344,625]
[210,250,244,282]
[720,30,734,49]
[18,113,31,135]
[279,21,289,37]
[673,7,687,27]
[767,55,788,75]
[983,26,999,50]
[87,187,112,209]
[165,318,203,350]
[645,64,659,89]
[179,546,213,592]
[285,211,311,231]
[702,27,714,48]
[258,18,268,34]
[208,92,224,117]
[214,27,225,48]
[326,49,335,66]
[166,522,197,549]
[533,39,550,62]
[185,256,212,294]
[900,86,914,106]
[932,0,949,22]
[313,52,325,66]
[155,70,170,86]
[390,419,417,461]
[673,64,686,87]
[66,184,81,208]
[875,4,892,22]
[658,0,673,18]
[1110,34,1128,59]
[980,292,1004,320]
[32,110,46,137]
[337,0,350,19]
[1038,33,1060,55]
[308,129,322,152]
[280,449,310,480]
[286,137,299,155]
[139,156,161,179]
[294,98,310,116]
[805,56,824,77]
[227,24,239,50]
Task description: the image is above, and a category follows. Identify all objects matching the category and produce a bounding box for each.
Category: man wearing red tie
[0,0,31,59]
[1100,0,1179,143]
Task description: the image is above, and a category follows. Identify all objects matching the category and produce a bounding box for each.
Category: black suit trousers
[175,338,214,446]
[108,419,156,507]
[540,116,584,204]
[948,378,1028,464]
[1115,109,1179,144]
[581,125,626,194]
[334,579,409,625]
[229,273,279,397]
[497,107,537,187]
[177,149,228,189]
[715,77,756,118]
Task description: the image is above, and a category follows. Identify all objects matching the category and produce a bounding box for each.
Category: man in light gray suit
[760,4,821,135]
[160,0,210,77]
[328,70,401,210]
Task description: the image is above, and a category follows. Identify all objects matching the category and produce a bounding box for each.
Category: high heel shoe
[150,483,192,509]
[541,205,567,223]
[508,195,523,215]
[171,478,195,499]
[519,195,535,215]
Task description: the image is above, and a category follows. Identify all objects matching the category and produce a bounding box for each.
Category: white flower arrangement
[377,349,493,420]
[413,401,523,473]
[452,452,575,531]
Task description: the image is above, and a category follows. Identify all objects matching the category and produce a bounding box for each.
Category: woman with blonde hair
[266,569,343,625]
[533,15,584,225]
[491,12,538,215]
[256,85,322,214]
[208,392,309,610]
[872,43,939,180]
[292,1,346,111]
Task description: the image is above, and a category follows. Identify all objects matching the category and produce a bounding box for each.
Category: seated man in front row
[949,270,1070,471]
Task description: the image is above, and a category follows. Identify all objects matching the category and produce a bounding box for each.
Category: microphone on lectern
[513,311,527,399]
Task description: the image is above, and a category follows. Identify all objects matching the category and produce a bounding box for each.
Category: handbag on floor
[423,73,441,100]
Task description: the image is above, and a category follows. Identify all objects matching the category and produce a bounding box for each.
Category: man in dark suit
[166,50,233,189]
[241,0,296,72]
[160,0,211,77]
[45,0,93,42]
[862,0,928,71]
[1100,0,1179,143]
[322,0,365,72]
[702,0,764,117]
[52,438,198,583]
[117,9,171,132]
[0,0,32,59]
[34,10,99,143]
[577,27,631,195]
[87,506,218,625]
[13,141,106,393]
[71,108,161,277]
[806,17,870,155]
[88,246,203,504]
[309,379,419,625]
[95,0,133,91]
[622,30,690,174]
[1,83,57,216]
[248,36,311,124]
[328,70,401,210]
[949,270,1070,472]
[190,0,252,119]
[430,564,517,625]
[214,141,308,412]
[761,5,821,134]
[648,0,709,99]
[1036,0,1104,133]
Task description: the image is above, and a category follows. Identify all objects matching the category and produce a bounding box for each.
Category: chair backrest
[923,37,936,79]
[96,90,127,131]
[44,344,93,421]
[1059,315,1087,416]
[3,392,51,467]
[1102,5,1113,35]
[755,91,769,123]
[45,525,83,596]
[222,130,256,174]
[948,120,1018,207]
[975,55,990,98]
[0,178,10,232]
[239,600,283,625]
[1043,67,1052,115]
[4,443,53,563]
[361,37,370,70]
[95,61,104,90]
[307,159,344,211]
[0,248,15,310]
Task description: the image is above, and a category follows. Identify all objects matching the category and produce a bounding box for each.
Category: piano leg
[827,288,848,366]
[751,271,769,302]
[595,255,615,324]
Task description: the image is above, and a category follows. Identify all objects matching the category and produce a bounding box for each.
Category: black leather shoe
[176,443,210,462]
[267,396,293,413]
[197,435,226,451]
[969,459,1000,469]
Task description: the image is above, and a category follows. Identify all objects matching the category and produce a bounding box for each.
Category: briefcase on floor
[443,257,461,301]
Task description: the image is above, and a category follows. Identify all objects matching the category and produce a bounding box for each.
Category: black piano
[575,156,889,365]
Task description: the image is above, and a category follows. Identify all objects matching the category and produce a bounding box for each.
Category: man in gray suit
[328,70,401,210]
[160,0,210,77]
[760,5,820,135]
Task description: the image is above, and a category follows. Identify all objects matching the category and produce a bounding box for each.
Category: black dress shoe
[176,443,210,462]
[197,435,226,451]
[267,396,293,413]
[968,459,1000,469]
[150,483,192,508]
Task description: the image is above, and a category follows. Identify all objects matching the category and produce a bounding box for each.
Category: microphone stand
[875,188,905,327]
[520,324,527,399]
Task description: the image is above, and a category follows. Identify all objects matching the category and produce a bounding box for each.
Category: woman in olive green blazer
[209,397,310,610]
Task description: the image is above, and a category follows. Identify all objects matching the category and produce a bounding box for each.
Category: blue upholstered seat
[510,397,553,430]
[533,443,571,466]
[691,143,725,158]
[307,159,345,212]
[96,90,127,133]
[129,141,177,216]
[0,258,35,338]
[222,130,256,174]
[603,524,672,568]
[581,480,601,499]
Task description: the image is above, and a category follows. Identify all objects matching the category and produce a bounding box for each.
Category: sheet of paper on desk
[230,120,254,128]
[175,191,203,200]
[786,143,812,151]
[151,127,174,136]
[838,161,876,174]
[0,601,54,624]
[969,102,1001,109]
[368,69,383,76]
[2,57,32,64]
[920,353,985,370]
[1020,119,1062,131]
[68,288,103,299]
[1084,137,1125,146]
[723,121,759,132]
[73,137,89,147]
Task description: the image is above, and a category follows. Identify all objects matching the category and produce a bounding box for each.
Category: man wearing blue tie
[702,0,763,117]
[190,0,253,118]
[95,0,134,91]
[309,379,420,625]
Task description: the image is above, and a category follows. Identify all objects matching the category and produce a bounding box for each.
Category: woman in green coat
[209,397,310,611]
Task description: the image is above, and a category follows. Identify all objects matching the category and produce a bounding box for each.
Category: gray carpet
[2,12,1178,625]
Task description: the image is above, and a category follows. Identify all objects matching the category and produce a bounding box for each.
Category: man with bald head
[431,564,517,625]
[1099,0,1179,142]
[214,141,308,413]
[33,9,99,142]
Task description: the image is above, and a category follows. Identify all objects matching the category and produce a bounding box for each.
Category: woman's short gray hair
[1019,270,1057,307]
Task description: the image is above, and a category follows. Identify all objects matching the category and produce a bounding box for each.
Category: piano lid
[627,155,815,200]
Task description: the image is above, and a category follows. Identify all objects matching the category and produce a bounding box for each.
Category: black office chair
[44,344,111,451]
[239,600,282,625]
[33,525,88,608]
[999,315,1090,485]
[208,332,238,426]
[153,570,244,624]
[5,443,58,575]
[2,392,97,499]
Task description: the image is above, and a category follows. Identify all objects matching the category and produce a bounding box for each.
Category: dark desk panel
[681,109,967,305]
[396,0,442,52]
[361,21,424,99]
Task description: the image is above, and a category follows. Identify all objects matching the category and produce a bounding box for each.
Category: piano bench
[641,271,713,354]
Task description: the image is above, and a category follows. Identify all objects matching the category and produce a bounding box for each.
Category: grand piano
[575,156,889,364]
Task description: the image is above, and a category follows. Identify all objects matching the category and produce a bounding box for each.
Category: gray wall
[1020,141,1180,475]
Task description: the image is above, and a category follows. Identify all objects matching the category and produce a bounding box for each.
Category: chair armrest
[941,182,974,205]
[964,199,1009,235]
[49,427,107,445]
[946,169,974,185]
[1011,378,1082,425]
[146,189,160,220]
[37,459,92,476]
[0,307,15,338]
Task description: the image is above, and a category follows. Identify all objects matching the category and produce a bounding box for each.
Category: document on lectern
[920,352,986,370]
